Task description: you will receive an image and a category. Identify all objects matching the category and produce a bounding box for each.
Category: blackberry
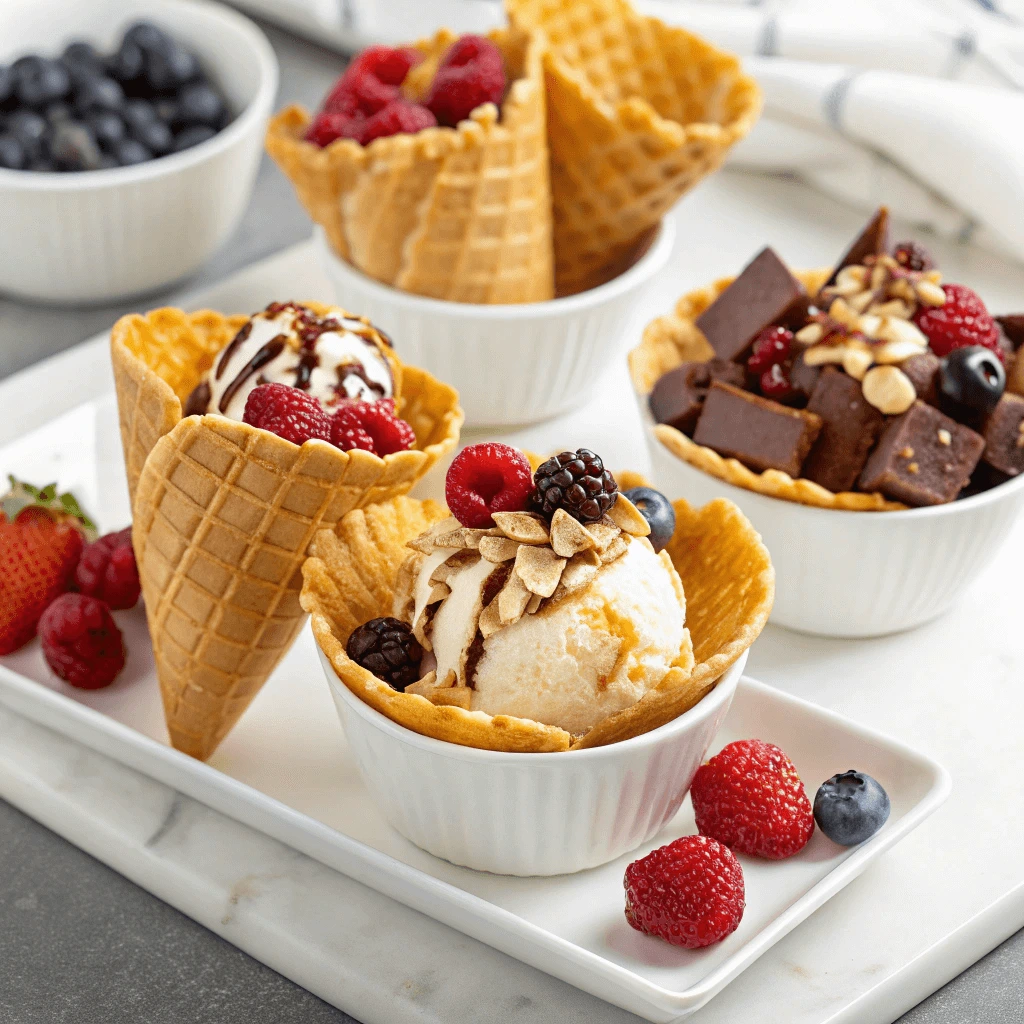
[892,240,933,273]
[346,616,422,691]
[531,448,618,524]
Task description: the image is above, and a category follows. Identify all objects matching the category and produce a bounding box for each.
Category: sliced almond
[586,518,620,552]
[555,553,601,597]
[478,598,503,638]
[916,280,946,306]
[429,549,476,583]
[833,264,869,294]
[404,671,439,697]
[857,313,882,339]
[514,544,566,597]
[406,516,460,553]
[498,571,532,624]
[828,297,857,329]
[847,289,876,313]
[427,686,472,709]
[491,511,549,544]
[870,263,888,290]
[549,508,597,557]
[606,494,651,537]
[526,593,543,614]
[802,343,848,367]
[869,299,911,319]
[434,527,496,550]
[599,534,628,564]
[795,322,824,345]
[877,316,927,349]
[889,278,916,303]
[872,338,926,365]
[478,535,520,562]
[842,345,873,381]
[426,582,450,605]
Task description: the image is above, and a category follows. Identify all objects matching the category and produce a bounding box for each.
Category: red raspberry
[759,362,797,402]
[361,100,437,144]
[343,46,422,89]
[243,383,332,446]
[425,35,506,128]
[915,283,1002,361]
[691,739,814,859]
[75,528,140,611]
[330,411,376,453]
[39,593,126,690]
[624,835,745,948]
[323,46,421,119]
[747,326,793,374]
[304,109,365,148]
[353,398,417,454]
[445,442,534,528]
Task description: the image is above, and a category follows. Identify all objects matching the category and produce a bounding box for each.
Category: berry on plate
[813,770,890,846]
[38,593,126,689]
[0,477,94,655]
[242,382,332,446]
[622,487,675,553]
[75,527,141,611]
[425,34,505,128]
[914,283,1002,361]
[624,835,745,948]
[346,616,422,691]
[690,738,815,859]
[445,442,535,528]
[531,449,618,524]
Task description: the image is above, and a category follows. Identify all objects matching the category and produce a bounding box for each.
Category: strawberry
[0,476,96,655]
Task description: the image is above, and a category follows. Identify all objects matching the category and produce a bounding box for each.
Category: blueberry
[123,98,157,132]
[622,487,676,553]
[175,82,224,127]
[144,43,199,92]
[44,101,73,126]
[7,110,48,161]
[132,117,172,155]
[107,41,145,84]
[112,137,152,166]
[813,770,890,846]
[154,97,178,124]
[74,75,126,114]
[173,123,216,152]
[62,41,106,84]
[15,57,71,108]
[124,21,174,54]
[50,120,104,171]
[86,110,126,148]
[0,65,15,109]
[0,133,26,170]
[940,346,1006,416]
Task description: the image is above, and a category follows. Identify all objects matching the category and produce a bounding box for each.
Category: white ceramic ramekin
[638,396,1024,638]
[319,645,744,876]
[316,219,675,428]
[0,0,277,305]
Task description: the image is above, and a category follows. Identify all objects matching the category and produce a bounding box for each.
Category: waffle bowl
[110,304,463,760]
[506,0,762,296]
[265,26,553,305]
[302,485,773,754]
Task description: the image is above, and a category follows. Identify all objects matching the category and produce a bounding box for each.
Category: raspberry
[425,34,506,128]
[759,362,797,402]
[892,240,933,272]
[39,593,126,690]
[747,326,793,374]
[344,46,422,89]
[347,616,422,690]
[445,442,534,528]
[330,412,375,453]
[531,448,618,524]
[624,835,745,948]
[691,739,814,859]
[915,283,1002,362]
[243,383,332,446]
[329,398,416,456]
[304,109,365,148]
[361,100,437,144]
[74,527,140,611]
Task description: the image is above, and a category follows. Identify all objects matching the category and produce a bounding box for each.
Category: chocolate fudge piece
[981,392,1024,477]
[900,351,942,407]
[996,314,1024,351]
[649,359,746,436]
[790,350,822,401]
[824,206,890,287]
[858,401,985,506]
[693,381,822,477]
[801,368,886,493]
[695,248,808,363]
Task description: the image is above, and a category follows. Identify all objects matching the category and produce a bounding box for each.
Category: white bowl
[638,395,1024,638]
[319,645,744,876]
[316,219,675,428]
[0,0,278,305]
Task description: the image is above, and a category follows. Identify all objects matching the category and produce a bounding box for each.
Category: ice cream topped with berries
[185,301,394,421]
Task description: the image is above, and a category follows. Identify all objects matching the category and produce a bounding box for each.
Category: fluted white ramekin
[639,395,1024,638]
[0,0,277,305]
[319,645,744,876]
[316,220,675,428]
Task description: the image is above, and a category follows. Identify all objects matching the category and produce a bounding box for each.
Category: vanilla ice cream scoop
[185,302,394,421]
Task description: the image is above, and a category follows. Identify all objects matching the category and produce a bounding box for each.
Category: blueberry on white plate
[813,770,890,846]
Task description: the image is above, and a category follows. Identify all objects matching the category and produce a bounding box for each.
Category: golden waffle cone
[506,0,762,296]
[629,269,907,512]
[112,306,463,760]
[265,27,554,304]
[302,487,772,753]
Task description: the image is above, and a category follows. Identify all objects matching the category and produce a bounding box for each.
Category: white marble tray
[1,177,1024,1023]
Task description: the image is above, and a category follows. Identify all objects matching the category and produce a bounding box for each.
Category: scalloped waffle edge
[629,268,909,513]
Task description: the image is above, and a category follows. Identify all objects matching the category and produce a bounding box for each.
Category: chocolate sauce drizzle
[215,321,252,381]
[218,335,287,414]
[183,380,211,417]
[334,361,386,400]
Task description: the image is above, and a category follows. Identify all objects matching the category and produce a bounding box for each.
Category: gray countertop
[0,20,1021,1024]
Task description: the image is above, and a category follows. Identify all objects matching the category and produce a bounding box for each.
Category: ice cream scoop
[184,301,394,421]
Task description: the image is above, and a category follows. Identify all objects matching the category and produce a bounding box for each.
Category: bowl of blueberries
[0,0,277,304]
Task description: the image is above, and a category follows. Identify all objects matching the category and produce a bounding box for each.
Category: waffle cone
[112,306,463,760]
[265,27,553,304]
[302,487,772,753]
[507,0,761,296]
[629,269,907,512]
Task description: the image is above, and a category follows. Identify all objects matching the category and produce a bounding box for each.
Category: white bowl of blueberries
[0,0,277,305]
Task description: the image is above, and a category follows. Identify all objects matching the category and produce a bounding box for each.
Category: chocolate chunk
[981,393,1024,477]
[996,315,1024,351]
[802,368,886,493]
[790,350,822,401]
[858,401,985,506]
[649,358,746,436]
[693,381,822,477]
[695,248,808,363]
[825,207,890,287]
[900,351,941,407]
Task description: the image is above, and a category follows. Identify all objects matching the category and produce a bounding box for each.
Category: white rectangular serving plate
[0,395,951,1023]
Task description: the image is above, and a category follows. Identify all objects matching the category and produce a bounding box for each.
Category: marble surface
[1,18,1022,1024]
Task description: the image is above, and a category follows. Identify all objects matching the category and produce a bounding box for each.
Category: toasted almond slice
[549,508,597,557]
[586,519,620,551]
[857,313,882,339]
[869,298,911,319]
[556,554,600,596]
[872,338,925,364]
[802,343,848,367]
[515,544,566,597]
[795,322,824,345]
[599,535,628,564]
[526,593,543,614]
[434,527,497,549]
[404,671,439,697]
[426,582,450,605]
[828,297,857,329]
[889,278,916,302]
[848,289,876,313]
[916,280,946,305]
[429,549,477,584]
[491,511,549,544]
[478,535,520,562]
[607,494,651,537]
[406,516,460,553]
[478,598,503,638]
[406,534,438,554]
[425,686,473,710]
[877,316,927,348]
[498,571,532,624]
[842,345,873,381]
